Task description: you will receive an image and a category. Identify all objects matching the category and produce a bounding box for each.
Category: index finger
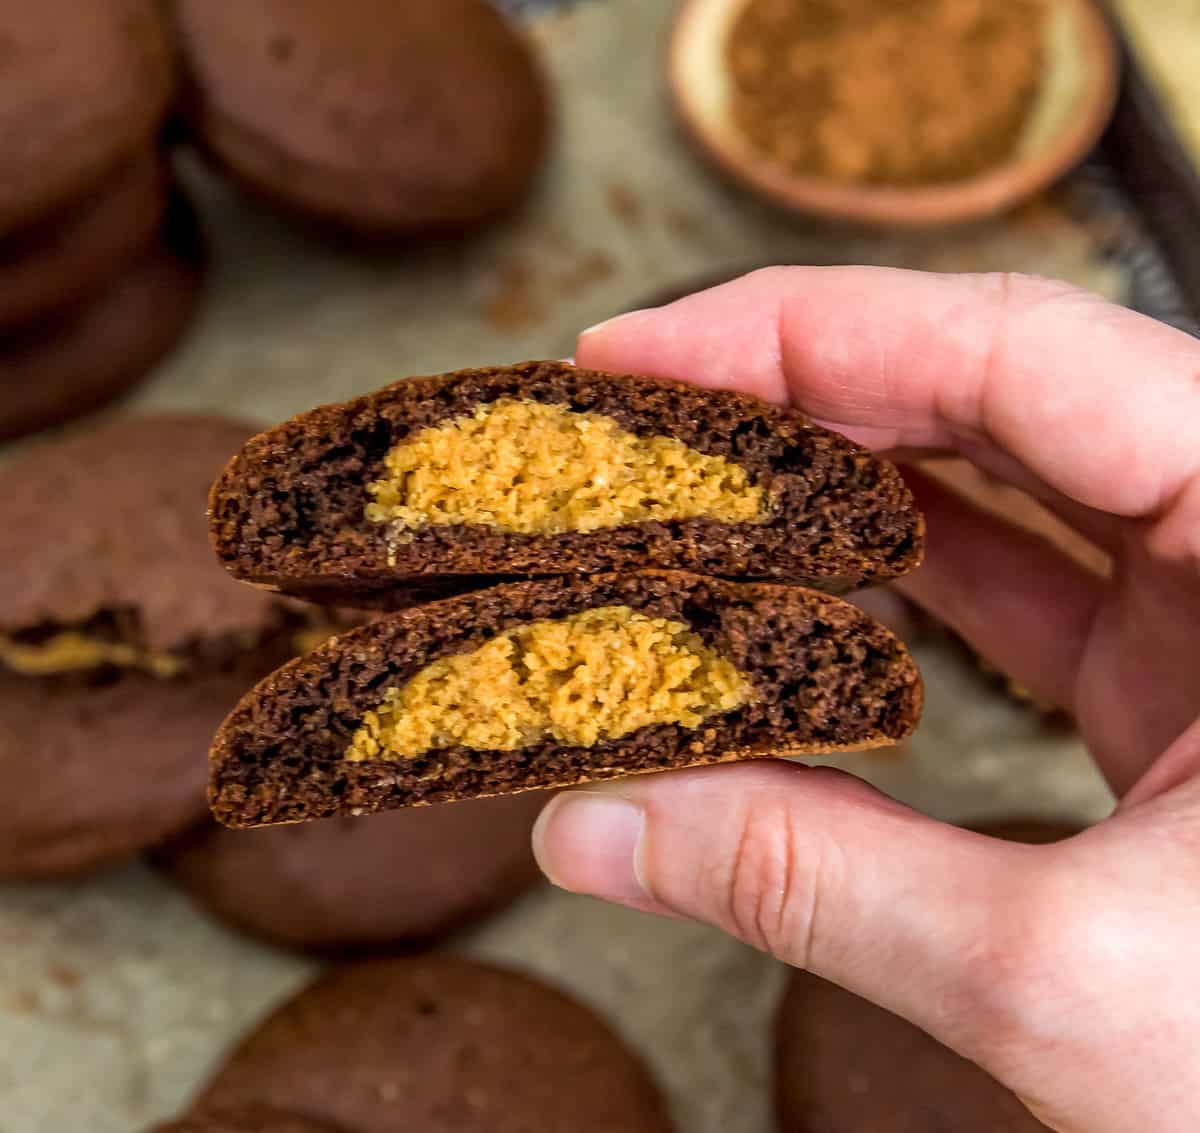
[576,266,1200,523]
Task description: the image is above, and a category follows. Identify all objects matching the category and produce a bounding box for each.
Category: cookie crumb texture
[210,362,922,603]
[209,572,921,828]
[347,606,751,760]
[191,956,674,1133]
[366,398,767,535]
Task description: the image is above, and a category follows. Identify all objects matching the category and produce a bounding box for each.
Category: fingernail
[533,791,647,906]
[579,308,647,338]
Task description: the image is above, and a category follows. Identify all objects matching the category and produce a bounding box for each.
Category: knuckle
[976,270,1091,313]
[718,795,838,966]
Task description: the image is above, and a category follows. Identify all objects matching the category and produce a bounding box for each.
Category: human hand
[533,268,1200,1132]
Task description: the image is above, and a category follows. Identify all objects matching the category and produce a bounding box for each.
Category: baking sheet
[0,1,1123,1129]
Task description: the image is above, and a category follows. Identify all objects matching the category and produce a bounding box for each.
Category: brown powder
[364,398,770,536]
[726,0,1047,186]
[345,605,752,761]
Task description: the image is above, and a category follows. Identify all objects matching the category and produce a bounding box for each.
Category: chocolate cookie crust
[209,572,921,828]
[192,957,673,1133]
[209,361,923,603]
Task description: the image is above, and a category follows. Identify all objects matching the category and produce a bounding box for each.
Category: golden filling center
[0,633,184,678]
[363,398,768,536]
[345,605,752,762]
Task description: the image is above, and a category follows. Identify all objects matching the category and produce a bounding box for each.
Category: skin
[533,267,1200,1132]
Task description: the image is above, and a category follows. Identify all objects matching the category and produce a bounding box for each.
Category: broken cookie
[209,361,923,606]
[209,571,921,828]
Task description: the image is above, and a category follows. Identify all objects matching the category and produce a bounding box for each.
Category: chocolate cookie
[149,1106,344,1133]
[209,361,923,604]
[0,193,205,443]
[174,0,550,236]
[209,571,921,828]
[0,416,326,878]
[192,956,674,1133]
[0,151,171,329]
[0,0,174,236]
[160,792,547,953]
[774,819,1080,1132]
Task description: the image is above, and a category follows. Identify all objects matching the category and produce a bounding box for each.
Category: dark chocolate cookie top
[0,0,174,234]
[194,956,674,1133]
[2,416,282,652]
[174,0,550,233]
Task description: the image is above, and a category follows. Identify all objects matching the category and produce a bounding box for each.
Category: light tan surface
[365,398,767,536]
[0,1,1123,1130]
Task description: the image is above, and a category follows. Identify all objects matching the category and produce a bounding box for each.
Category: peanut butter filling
[363,398,768,536]
[345,605,751,762]
[0,632,185,678]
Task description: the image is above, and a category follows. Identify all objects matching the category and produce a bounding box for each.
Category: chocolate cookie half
[191,956,673,1133]
[209,571,921,828]
[773,820,1080,1132]
[0,416,335,878]
[209,361,923,605]
[174,0,549,236]
[159,793,547,954]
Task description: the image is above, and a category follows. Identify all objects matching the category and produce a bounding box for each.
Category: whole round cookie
[193,957,674,1133]
[0,193,204,443]
[0,150,170,329]
[150,1106,345,1133]
[0,416,305,879]
[160,792,548,953]
[0,0,174,235]
[774,820,1080,1132]
[174,0,550,235]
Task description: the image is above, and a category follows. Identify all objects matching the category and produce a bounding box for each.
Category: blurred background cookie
[0,416,319,878]
[191,956,674,1133]
[0,0,175,236]
[158,794,549,954]
[0,152,171,330]
[773,820,1080,1132]
[172,0,551,237]
[0,192,205,442]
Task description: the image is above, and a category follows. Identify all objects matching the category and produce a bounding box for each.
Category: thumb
[532,760,1038,1056]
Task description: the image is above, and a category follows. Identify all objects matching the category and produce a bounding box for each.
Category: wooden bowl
[667,0,1120,228]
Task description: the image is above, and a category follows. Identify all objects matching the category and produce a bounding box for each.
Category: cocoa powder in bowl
[727,0,1048,186]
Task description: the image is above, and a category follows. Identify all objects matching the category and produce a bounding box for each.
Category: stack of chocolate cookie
[1,413,551,955]
[0,1,204,442]
[202,360,926,829]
